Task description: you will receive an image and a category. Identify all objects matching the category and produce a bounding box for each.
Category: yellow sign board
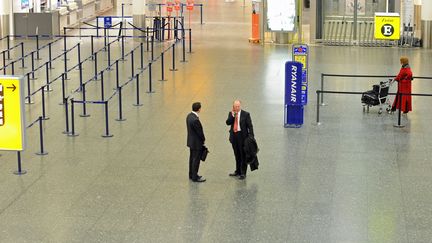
[0,76,26,151]
[374,12,400,40]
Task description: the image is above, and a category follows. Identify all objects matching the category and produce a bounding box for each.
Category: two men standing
[186,100,255,182]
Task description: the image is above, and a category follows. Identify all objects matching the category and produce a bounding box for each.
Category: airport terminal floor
[1,0,432,242]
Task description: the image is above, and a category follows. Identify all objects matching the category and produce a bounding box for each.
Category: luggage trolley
[361,79,393,114]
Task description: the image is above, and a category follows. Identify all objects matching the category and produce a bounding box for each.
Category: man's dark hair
[192,102,201,112]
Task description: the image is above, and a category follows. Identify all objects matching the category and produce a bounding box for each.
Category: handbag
[200,145,209,161]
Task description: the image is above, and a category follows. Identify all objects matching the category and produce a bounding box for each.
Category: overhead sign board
[267,0,296,32]
[374,12,401,40]
[0,76,26,151]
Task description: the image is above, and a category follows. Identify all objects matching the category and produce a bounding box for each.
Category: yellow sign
[294,55,307,70]
[0,76,26,151]
[374,12,400,40]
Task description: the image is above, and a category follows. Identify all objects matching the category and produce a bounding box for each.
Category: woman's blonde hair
[400,56,409,65]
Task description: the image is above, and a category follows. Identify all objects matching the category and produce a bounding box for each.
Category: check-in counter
[76,0,96,20]
[14,11,60,38]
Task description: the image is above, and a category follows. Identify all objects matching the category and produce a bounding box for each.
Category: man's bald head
[232,100,241,113]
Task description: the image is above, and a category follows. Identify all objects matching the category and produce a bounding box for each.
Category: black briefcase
[200,146,209,161]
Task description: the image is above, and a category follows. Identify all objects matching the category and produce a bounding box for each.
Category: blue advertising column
[284,61,304,128]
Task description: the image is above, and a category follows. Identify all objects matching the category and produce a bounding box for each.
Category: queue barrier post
[25,73,34,104]
[60,73,66,105]
[115,60,119,89]
[181,33,187,63]
[133,74,143,106]
[35,116,48,156]
[147,62,155,93]
[68,99,79,137]
[45,62,53,92]
[159,51,166,81]
[100,71,105,100]
[41,87,49,120]
[91,35,95,60]
[64,51,69,80]
[116,86,126,121]
[20,43,26,69]
[63,98,70,134]
[13,152,27,175]
[2,51,6,74]
[102,101,114,138]
[36,35,41,60]
[139,42,144,70]
[48,42,53,69]
[189,29,192,53]
[130,50,135,78]
[394,93,405,128]
[80,83,90,117]
[94,52,98,80]
[11,61,15,75]
[170,44,177,71]
[316,91,321,125]
[151,36,155,61]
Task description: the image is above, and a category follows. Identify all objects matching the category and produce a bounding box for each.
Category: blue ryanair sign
[285,61,303,105]
[284,61,304,128]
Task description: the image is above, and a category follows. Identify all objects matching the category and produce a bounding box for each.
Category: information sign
[0,76,26,151]
[374,12,401,40]
[104,16,112,28]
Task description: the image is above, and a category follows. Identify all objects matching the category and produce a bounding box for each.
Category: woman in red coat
[391,56,413,113]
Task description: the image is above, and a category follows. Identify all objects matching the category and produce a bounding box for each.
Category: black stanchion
[316,92,321,125]
[102,101,113,138]
[36,117,48,156]
[151,36,154,61]
[96,20,100,37]
[63,98,70,134]
[68,99,79,137]
[2,51,6,74]
[94,52,98,80]
[130,50,135,78]
[77,43,81,70]
[146,27,150,51]
[200,4,203,25]
[13,152,27,175]
[139,42,144,70]
[115,60,119,89]
[80,83,90,117]
[79,62,83,91]
[170,44,177,71]
[107,43,112,70]
[6,37,11,60]
[133,74,143,106]
[116,86,126,121]
[48,42,53,69]
[44,62,53,92]
[394,93,405,128]
[36,35,41,60]
[41,87,49,120]
[25,73,34,104]
[20,43,26,69]
[100,71,105,100]
[60,73,66,105]
[121,36,125,61]
[63,33,67,51]
[30,52,37,80]
[160,51,166,81]
[147,62,155,93]
[11,61,15,75]
[181,34,187,63]
[91,35,95,61]
[189,29,192,53]
[64,51,69,80]
[104,28,107,50]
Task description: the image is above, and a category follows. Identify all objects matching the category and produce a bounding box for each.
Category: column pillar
[421,0,432,48]
[0,0,11,38]
[132,0,146,41]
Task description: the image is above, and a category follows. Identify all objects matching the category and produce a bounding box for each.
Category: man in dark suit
[226,100,254,180]
[186,102,206,182]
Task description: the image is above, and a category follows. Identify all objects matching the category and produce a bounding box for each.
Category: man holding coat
[226,100,255,180]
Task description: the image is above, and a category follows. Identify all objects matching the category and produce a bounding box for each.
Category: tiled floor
[1,0,432,242]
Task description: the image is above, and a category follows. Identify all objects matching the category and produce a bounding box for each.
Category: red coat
[392,65,413,112]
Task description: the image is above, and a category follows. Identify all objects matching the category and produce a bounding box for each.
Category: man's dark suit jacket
[226,110,254,143]
[186,112,205,150]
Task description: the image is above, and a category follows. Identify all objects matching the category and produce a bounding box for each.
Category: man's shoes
[229,172,240,177]
[192,177,206,183]
[189,175,202,180]
[239,175,246,180]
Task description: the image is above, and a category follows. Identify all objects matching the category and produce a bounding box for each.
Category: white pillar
[132,0,146,40]
[421,0,432,48]
[0,0,12,37]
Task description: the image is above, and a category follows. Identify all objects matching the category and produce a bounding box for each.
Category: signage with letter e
[374,12,400,40]
[0,76,26,151]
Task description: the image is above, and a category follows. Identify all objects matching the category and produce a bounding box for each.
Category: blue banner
[285,61,303,106]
